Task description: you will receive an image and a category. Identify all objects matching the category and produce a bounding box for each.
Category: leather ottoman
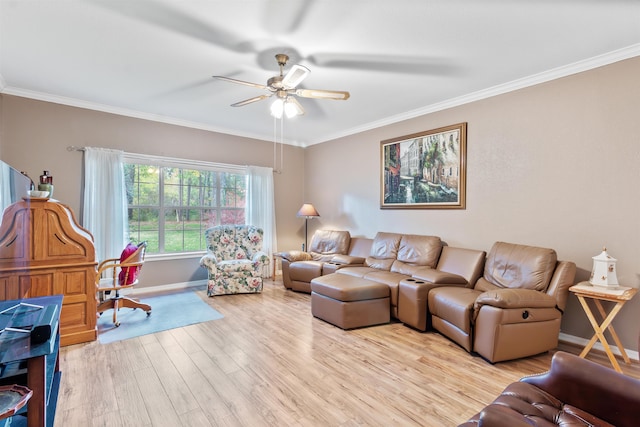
[310,273,390,329]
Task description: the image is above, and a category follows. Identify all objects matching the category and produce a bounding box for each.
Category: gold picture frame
[381,122,467,209]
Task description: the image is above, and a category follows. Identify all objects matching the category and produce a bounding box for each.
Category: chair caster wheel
[115,322,120,327]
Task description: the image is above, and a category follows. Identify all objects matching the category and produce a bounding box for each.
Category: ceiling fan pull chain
[280,116,284,172]
[273,116,277,172]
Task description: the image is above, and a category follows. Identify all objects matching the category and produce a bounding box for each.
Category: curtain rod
[66,145,278,173]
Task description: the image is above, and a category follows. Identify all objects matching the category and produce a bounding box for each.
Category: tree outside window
[125,164,246,254]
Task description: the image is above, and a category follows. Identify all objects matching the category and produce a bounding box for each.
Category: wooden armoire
[0,198,97,346]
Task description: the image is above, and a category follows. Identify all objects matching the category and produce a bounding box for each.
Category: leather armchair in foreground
[460,351,640,426]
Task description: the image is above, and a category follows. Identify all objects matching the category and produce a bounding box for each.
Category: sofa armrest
[330,254,365,265]
[475,288,558,310]
[199,253,218,271]
[522,351,640,427]
[252,250,270,265]
[473,289,559,323]
[411,269,468,285]
[276,250,312,262]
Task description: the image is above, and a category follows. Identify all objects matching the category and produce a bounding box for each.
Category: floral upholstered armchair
[200,225,270,296]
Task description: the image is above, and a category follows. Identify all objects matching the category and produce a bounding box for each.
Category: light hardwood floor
[55,279,640,427]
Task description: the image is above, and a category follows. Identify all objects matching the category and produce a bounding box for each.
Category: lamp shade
[589,247,619,288]
[297,203,320,218]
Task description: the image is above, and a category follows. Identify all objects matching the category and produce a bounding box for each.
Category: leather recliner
[428,241,576,363]
[279,230,353,293]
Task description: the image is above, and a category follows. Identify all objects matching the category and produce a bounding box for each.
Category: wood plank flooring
[54,279,640,427]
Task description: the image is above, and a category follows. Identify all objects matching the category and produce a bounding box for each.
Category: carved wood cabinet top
[0,198,96,270]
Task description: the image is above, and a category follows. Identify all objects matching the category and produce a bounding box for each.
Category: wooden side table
[569,281,637,373]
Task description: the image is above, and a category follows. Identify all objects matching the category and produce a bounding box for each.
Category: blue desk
[0,295,62,427]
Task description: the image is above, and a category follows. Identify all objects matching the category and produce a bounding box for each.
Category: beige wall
[305,57,640,350]
[0,95,306,286]
[2,57,639,351]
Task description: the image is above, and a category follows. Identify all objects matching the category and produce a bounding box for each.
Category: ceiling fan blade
[262,0,314,34]
[231,95,271,107]
[281,64,310,89]
[89,1,256,54]
[213,75,268,90]
[307,53,458,75]
[294,89,350,100]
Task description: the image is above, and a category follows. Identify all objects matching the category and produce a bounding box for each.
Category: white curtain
[245,165,277,277]
[0,163,12,215]
[82,147,128,263]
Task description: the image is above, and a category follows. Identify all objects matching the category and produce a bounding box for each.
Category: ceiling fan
[213,53,350,117]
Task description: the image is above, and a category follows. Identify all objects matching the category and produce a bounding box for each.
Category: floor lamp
[297,203,320,251]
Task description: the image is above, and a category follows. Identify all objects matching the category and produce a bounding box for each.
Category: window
[124,159,246,254]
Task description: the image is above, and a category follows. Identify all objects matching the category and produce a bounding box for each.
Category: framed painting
[380,122,466,209]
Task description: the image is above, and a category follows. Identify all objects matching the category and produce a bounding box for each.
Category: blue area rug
[97,289,223,344]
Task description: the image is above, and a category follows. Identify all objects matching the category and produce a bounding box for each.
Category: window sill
[145,251,206,262]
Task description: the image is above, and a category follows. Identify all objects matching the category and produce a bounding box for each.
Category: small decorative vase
[38,183,53,198]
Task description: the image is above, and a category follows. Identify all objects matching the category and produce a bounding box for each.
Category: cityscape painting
[381,123,466,209]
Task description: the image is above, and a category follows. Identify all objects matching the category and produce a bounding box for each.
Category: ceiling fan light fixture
[270,98,285,119]
[270,97,303,119]
[284,98,303,118]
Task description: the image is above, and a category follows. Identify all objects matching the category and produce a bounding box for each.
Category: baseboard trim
[559,332,639,362]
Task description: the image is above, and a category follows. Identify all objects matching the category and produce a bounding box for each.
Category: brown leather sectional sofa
[460,351,640,426]
[279,230,577,363]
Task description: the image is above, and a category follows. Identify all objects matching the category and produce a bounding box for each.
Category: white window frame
[122,153,248,257]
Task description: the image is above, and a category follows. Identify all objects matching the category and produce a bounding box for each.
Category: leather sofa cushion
[365,232,402,270]
[289,260,324,282]
[390,263,434,277]
[348,237,374,258]
[483,242,557,291]
[429,287,479,332]
[392,234,442,270]
[366,257,395,270]
[309,229,351,258]
[337,266,379,278]
[435,246,486,285]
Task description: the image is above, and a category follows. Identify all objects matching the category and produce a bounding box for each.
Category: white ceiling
[1,0,639,147]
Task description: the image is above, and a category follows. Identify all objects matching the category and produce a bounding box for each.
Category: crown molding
[305,43,640,147]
